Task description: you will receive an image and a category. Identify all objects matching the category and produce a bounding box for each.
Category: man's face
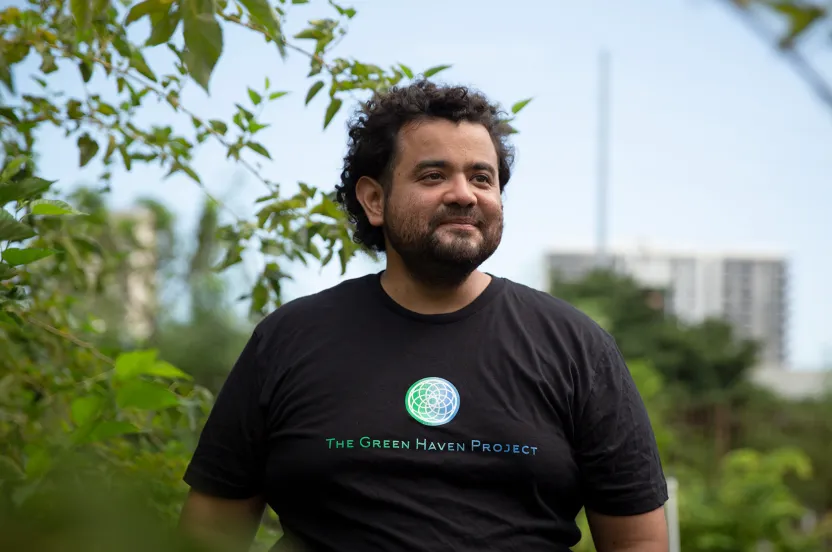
[382,118,504,287]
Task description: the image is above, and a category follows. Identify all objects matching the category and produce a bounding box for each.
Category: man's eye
[472,174,491,184]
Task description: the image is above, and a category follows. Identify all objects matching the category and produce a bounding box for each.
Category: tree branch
[39,40,278,200]
[23,314,114,365]
[218,13,331,69]
[720,0,832,116]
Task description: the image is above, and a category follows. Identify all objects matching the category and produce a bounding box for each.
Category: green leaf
[208,119,228,134]
[771,2,825,47]
[0,177,54,205]
[77,134,99,167]
[79,60,93,82]
[114,349,158,380]
[180,164,201,184]
[147,8,181,46]
[125,0,164,25]
[323,97,342,129]
[116,380,180,410]
[182,0,224,92]
[0,262,17,281]
[0,210,35,242]
[97,102,117,116]
[103,135,118,162]
[294,29,322,40]
[144,360,192,380]
[268,91,288,100]
[310,196,341,219]
[0,155,28,182]
[423,64,451,78]
[1,310,23,325]
[36,52,58,75]
[511,98,533,115]
[86,421,140,443]
[70,0,91,29]
[217,243,244,270]
[399,64,414,79]
[249,121,269,134]
[251,280,269,313]
[305,80,324,105]
[239,0,281,37]
[246,141,271,159]
[114,349,190,380]
[71,396,103,427]
[338,244,351,275]
[248,88,262,105]
[119,144,132,170]
[130,50,157,82]
[30,199,83,216]
[2,247,55,267]
[0,59,15,94]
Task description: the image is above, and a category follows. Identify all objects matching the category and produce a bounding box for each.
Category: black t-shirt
[183,273,668,551]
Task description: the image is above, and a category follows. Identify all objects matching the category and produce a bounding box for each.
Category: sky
[7,0,832,369]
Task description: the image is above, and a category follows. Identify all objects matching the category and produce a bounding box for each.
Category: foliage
[679,448,818,552]
[725,0,832,113]
[151,199,253,393]
[734,0,828,49]
[735,388,832,513]
[0,0,532,318]
[0,161,201,548]
[552,269,760,398]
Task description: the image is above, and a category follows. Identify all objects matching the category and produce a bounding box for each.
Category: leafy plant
[0,157,224,547]
[679,448,820,552]
[0,2,535,549]
[0,0,532,317]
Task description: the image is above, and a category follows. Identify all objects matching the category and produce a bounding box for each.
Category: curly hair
[334,79,516,252]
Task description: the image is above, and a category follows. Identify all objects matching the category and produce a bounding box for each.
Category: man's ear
[355,176,385,227]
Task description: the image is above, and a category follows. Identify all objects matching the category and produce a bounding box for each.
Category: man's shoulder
[498,277,613,344]
[254,272,375,337]
[500,278,598,322]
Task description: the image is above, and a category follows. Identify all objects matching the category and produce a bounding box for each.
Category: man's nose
[443,175,477,207]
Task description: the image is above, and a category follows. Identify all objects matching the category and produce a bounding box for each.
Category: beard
[384,202,503,288]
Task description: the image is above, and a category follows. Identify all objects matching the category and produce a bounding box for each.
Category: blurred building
[83,206,159,342]
[749,367,832,400]
[546,246,788,367]
[116,207,158,342]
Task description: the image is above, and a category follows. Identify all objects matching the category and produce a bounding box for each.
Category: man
[178,80,669,552]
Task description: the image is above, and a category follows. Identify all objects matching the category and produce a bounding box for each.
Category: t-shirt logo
[405,377,460,427]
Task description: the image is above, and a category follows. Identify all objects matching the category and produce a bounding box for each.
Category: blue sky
[8,0,832,369]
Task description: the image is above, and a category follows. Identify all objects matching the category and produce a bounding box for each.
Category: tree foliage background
[1,0,831,550]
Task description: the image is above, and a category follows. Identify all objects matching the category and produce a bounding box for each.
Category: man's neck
[379,263,492,315]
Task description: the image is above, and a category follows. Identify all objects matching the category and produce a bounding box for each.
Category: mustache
[430,208,486,228]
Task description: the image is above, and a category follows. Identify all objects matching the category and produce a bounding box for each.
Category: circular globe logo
[405,377,460,426]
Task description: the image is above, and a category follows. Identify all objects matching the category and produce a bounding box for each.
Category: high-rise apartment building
[546,246,789,367]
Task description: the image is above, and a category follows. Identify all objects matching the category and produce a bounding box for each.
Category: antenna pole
[596,49,611,267]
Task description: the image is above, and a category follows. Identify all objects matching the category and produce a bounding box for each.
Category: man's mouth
[438,218,479,229]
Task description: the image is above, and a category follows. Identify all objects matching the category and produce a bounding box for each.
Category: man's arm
[572,334,670,551]
[586,507,668,552]
[178,331,271,551]
[178,489,266,552]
